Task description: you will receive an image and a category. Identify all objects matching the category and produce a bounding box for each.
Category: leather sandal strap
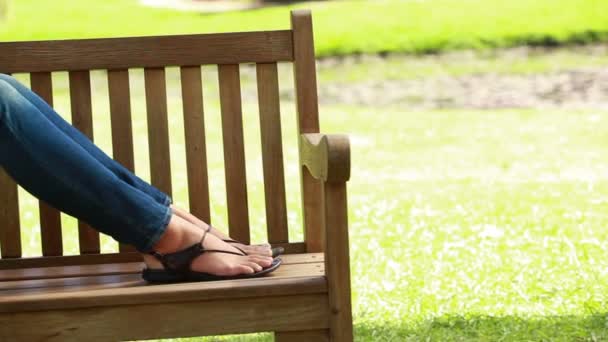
[150,227,247,274]
[150,228,208,274]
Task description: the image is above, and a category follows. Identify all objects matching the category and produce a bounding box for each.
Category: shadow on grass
[356,313,608,341]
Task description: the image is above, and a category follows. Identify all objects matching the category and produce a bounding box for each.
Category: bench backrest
[0,10,322,269]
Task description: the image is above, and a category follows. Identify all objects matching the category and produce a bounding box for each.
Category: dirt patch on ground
[314,45,608,109]
[318,68,608,109]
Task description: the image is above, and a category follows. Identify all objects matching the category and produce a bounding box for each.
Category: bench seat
[0,253,330,340]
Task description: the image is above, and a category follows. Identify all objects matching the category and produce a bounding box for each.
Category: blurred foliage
[0,0,7,21]
[0,0,607,56]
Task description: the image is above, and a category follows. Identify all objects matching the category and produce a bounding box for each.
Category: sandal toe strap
[151,242,205,274]
[150,228,247,274]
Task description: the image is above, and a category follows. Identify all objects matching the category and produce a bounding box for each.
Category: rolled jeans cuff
[139,205,173,253]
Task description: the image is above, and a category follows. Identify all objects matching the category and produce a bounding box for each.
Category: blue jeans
[0,74,171,252]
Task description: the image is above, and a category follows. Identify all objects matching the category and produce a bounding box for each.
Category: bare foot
[171,205,273,257]
[144,215,273,276]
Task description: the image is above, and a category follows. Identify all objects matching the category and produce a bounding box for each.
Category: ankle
[152,215,202,254]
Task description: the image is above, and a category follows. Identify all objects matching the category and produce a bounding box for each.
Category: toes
[248,255,273,267]
[244,261,263,272]
[230,264,255,275]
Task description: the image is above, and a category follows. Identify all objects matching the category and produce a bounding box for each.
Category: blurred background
[1,0,608,340]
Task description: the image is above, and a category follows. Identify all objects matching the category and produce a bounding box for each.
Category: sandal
[142,228,282,283]
[208,225,285,258]
[222,238,284,258]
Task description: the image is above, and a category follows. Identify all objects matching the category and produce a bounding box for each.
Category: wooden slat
[30,72,64,257]
[0,263,323,297]
[0,274,327,313]
[144,67,172,196]
[0,260,323,289]
[0,262,142,282]
[324,182,354,341]
[291,11,324,253]
[0,30,294,73]
[69,70,101,254]
[107,69,137,253]
[180,66,210,222]
[0,274,142,292]
[256,63,289,244]
[0,294,329,340]
[218,64,250,244]
[0,168,21,258]
[0,252,141,270]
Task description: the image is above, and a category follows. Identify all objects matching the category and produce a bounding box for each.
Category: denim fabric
[0,74,171,252]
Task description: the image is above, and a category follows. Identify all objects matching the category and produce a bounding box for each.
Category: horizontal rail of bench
[0,30,294,73]
[0,242,306,270]
[0,272,327,313]
[0,293,329,340]
[0,253,322,282]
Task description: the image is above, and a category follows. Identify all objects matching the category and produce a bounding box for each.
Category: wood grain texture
[275,329,329,342]
[291,10,323,253]
[30,72,64,257]
[256,63,289,244]
[0,252,142,270]
[0,168,21,258]
[0,253,322,281]
[324,182,354,341]
[180,66,211,222]
[144,67,172,196]
[69,70,101,254]
[0,294,329,341]
[0,30,294,73]
[218,64,250,244]
[107,69,137,253]
[0,264,327,312]
[300,133,351,182]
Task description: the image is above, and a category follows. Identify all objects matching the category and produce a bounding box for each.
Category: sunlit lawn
[2,0,608,56]
[10,62,608,340]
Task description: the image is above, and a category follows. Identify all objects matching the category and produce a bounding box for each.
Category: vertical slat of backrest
[180,66,211,223]
[0,95,21,257]
[291,11,323,252]
[107,69,136,253]
[144,68,172,196]
[256,63,289,244]
[30,72,63,256]
[0,73,21,259]
[69,70,101,254]
[218,64,250,244]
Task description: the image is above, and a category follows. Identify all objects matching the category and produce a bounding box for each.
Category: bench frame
[0,10,353,341]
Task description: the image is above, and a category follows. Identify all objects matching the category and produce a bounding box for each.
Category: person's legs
[0,78,170,251]
[0,79,272,275]
[0,73,170,207]
[0,74,273,256]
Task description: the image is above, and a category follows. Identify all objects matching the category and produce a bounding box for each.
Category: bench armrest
[300,133,350,183]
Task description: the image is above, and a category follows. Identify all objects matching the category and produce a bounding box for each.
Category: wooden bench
[0,10,353,341]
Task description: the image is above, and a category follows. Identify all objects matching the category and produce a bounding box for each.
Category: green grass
[1,0,608,56]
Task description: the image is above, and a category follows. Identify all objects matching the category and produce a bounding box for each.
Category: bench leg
[324,182,355,341]
[275,329,329,342]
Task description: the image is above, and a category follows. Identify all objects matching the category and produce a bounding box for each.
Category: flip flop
[222,238,284,258]
[207,224,285,258]
[142,229,282,283]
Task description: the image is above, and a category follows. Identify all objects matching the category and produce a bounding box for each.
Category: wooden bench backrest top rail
[0,10,321,267]
[0,30,294,74]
